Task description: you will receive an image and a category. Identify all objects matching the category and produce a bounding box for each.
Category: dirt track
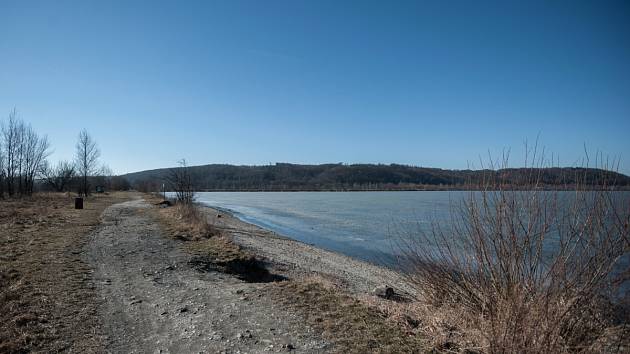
[86,198,329,353]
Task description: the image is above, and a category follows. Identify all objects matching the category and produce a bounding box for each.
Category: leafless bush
[166,159,195,204]
[40,160,76,192]
[398,149,630,352]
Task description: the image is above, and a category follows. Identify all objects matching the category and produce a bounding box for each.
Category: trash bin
[75,197,83,209]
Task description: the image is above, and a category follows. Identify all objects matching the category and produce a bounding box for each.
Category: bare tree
[22,125,50,194]
[100,164,112,177]
[40,160,76,192]
[165,159,195,204]
[2,109,20,196]
[75,129,100,196]
[0,109,50,196]
[92,164,113,191]
[0,131,4,198]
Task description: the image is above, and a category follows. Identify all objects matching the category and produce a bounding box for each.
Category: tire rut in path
[86,199,329,353]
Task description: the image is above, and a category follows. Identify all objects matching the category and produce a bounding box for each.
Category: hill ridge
[123,163,630,191]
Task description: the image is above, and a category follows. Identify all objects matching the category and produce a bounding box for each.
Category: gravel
[86,198,330,353]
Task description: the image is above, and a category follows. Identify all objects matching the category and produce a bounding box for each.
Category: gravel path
[86,198,329,353]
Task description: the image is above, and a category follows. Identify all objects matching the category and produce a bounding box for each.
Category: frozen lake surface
[195,191,466,264]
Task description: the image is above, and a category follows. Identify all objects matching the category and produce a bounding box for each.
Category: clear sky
[1,0,629,175]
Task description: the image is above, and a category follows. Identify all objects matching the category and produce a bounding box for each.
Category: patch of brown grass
[152,202,288,283]
[182,235,244,261]
[148,196,260,274]
[264,277,427,353]
[147,193,244,263]
[0,192,131,353]
[168,203,217,240]
[359,295,483,352]
[147,194,218,241]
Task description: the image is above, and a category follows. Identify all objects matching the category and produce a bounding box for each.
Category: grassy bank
[0,192,130,353]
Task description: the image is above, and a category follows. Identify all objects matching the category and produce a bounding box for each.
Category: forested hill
[123,163,630,191]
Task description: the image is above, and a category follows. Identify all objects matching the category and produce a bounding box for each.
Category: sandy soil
[86,197,330,353]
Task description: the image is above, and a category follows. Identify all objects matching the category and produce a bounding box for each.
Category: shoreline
[175,186,630,192]
[199,202,398,266]
[197,203,416,297]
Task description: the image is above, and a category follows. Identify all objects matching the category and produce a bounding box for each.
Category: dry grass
[147,194,246,267]
[160,203,218,240]
[0,192,131,353]
[184,236,246,263]
[396,156,630,353]
[146,193,240,262]
[264,277,427,353]
[147,195,271,280]
[359,294,484,352]
[145,193,218,241]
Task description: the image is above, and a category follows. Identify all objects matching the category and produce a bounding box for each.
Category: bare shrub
[398,150,630,352]
[166,159,195,204]
[40,160,76,192]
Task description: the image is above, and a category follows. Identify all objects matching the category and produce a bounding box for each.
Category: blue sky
[1,0,629,175]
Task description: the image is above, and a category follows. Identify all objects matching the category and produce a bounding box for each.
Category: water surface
[195,191,465,264]
[193,191,630,297]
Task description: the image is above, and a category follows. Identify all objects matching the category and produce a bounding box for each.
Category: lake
[195,191,469,264]
[192,190,630,296]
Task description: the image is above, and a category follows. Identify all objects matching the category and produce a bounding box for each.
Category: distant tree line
[0,109,129,198]
[124,162,630,192]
